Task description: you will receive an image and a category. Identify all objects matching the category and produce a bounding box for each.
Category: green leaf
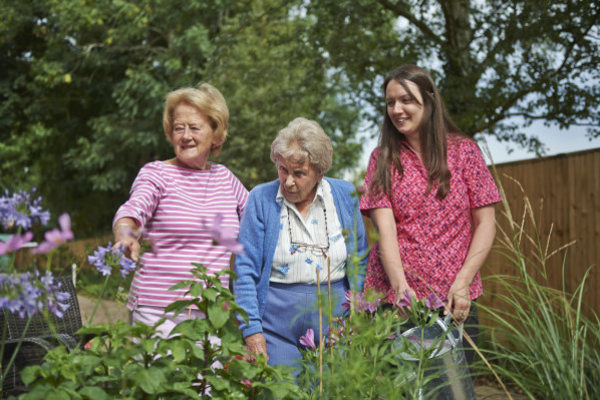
[207,302,229,329]
[80,386,111,400]
[131,366,167,394]
[170,339,187,362]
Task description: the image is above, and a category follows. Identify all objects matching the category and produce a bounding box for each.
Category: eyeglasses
[286,201,330,258]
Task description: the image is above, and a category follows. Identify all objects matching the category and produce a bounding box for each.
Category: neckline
[161,159,214,172]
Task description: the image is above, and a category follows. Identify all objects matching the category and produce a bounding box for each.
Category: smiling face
[277,155,322,213]
[385,79,425,141]
[170,103,217,170]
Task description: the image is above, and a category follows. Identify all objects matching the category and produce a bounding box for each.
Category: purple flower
[0,232,34,255]
[425,293,444,310]
[0,188,50,230]
[342,290,352,311]
[88,243,136,277]
[342,290,381,313]
[299,328,316,349]
[0,270,70,319]
[209,213,245,255]
[33,213,73,254]
[397,289,413,308]
[118,254,136,277]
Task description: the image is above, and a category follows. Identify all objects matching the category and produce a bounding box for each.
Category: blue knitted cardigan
[233,177,369,338]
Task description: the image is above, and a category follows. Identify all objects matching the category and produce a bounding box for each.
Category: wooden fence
[481,147,600,319]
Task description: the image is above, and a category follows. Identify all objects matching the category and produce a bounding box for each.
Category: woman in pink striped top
[113,84,248,335]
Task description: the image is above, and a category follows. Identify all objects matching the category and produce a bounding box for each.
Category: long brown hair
[371,64,461,199]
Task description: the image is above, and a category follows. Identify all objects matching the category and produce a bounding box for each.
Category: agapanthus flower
[33,213,73,254]
[0,270,70,319]
[299,328,316,349]
[0,232,33,255]
[0,188,51,230]
[88,243,137,278]
[425,293,444,310]
[208,213,245,255]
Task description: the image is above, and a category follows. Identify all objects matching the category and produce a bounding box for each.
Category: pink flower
[241,379,252,388]
[425,293,444,310]
[397,289,413,308]
[209,213,245,255]
[32,213,73,254]
[299,328,316,349]
[0,232,33,255]
[341,290,352,310]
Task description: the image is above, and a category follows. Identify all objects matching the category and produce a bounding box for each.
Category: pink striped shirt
[114,161,248,310]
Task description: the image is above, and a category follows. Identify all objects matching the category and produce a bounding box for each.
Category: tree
[0,0,361,235]
[306,0,600,152]
[205,0,362,189]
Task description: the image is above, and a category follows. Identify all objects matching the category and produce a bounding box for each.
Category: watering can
[394,314,476,400]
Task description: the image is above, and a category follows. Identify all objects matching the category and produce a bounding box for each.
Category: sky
[480,122,600,165]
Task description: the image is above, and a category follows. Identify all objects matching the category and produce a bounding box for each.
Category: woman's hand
[370,208,414,304]
[446,278,471,323]
[113,218,141,262]
[244,333,268,362]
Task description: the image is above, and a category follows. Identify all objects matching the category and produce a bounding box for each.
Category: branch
[376,0,444,45]
[504,113,597,127]
[475,6,600,135]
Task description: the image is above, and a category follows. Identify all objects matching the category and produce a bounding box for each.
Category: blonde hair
[163,83,229,156]
[270,117,333,175]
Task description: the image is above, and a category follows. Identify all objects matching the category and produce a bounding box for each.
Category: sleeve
[353,191,369,292]
[113,164,163,228]
[461,140,502,209]
[233,189,266,338]
[228,169,249,219]
[359,148,393,216]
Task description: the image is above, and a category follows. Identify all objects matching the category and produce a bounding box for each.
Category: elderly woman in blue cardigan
[234,117,368,371]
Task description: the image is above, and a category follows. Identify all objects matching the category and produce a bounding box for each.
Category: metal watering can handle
[437,314,464,347]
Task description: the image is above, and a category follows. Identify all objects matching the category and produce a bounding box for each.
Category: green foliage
[20,264,302,399]
[306,0,600,150]
[0,0,362,235]
[297,291,473,399]
[477,177,600,399]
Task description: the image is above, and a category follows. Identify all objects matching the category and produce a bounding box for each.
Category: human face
[171,103,217,170]
[277,155,322,211]
[385,79,425,139]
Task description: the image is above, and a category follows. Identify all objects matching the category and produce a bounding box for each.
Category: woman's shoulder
[249,180,279,196]
[447,135,483,157]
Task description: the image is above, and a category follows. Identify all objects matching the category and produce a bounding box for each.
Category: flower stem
[87,275,110,325]
[45,250,54,272]
[316,267,323,394]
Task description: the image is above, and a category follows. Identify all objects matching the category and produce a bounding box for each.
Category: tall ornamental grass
[478,174,600,400]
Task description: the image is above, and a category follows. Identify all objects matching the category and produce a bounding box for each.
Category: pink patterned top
[114,161,248,310]
[359,137,501,303]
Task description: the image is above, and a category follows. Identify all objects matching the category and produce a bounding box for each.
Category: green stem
[87,275,110,325]
[45,250,54,272]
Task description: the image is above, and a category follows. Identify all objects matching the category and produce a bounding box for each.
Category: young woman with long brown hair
[360,64,501,362]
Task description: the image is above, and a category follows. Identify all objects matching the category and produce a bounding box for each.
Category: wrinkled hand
[446,280,471,323]
[114,234,141,262]
[244,333,268,363]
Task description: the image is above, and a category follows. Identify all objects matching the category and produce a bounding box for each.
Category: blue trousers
[262,279,349,373]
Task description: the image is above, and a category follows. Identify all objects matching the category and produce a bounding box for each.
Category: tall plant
[478,174,600,400]
[20,263,302,399]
